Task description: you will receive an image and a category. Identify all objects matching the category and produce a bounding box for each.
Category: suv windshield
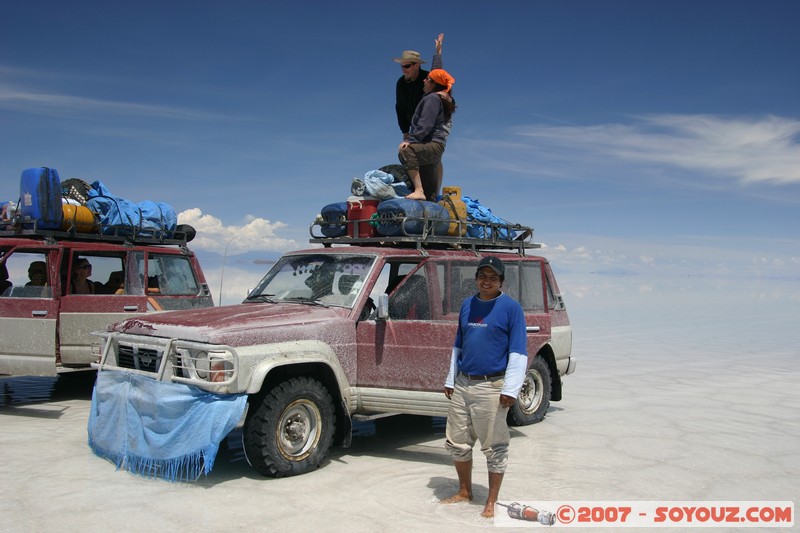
[246,254,375,308]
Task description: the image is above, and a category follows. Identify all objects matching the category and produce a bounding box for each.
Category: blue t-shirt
[454,292,528,375]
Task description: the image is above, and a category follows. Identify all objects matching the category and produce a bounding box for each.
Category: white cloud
[0,82,232,121]
[540,233,799,282]
[511,114,800,186]
[177,208,297,254]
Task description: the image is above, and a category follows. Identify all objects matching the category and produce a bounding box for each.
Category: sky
[1,1,798,304]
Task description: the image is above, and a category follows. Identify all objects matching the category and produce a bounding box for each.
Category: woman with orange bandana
[398,63,456,201]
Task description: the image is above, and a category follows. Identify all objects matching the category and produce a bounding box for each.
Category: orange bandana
[428,69,455,92]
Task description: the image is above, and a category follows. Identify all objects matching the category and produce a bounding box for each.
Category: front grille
[117,345,162,373]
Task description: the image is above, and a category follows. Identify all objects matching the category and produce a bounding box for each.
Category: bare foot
[481,503,495,518]
[405,191,426,200]
[440,492,473,504]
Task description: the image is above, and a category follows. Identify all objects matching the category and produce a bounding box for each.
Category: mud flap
[339,396,353,448]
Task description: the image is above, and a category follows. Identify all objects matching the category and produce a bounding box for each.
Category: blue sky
[2,1,798,304]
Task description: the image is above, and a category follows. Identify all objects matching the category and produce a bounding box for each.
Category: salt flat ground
[1,277,798,532]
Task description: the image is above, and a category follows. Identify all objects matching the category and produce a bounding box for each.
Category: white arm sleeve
[444,347,461,388]
[501,352,528,398]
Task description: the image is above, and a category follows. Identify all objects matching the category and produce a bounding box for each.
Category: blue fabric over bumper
[87,370,247,482]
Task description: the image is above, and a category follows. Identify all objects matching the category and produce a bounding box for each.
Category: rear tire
[508,356,551,426]
[243,376,335,477]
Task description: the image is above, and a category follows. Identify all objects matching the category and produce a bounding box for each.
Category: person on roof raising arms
[397,34,456,201]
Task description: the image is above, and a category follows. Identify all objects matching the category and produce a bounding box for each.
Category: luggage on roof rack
[376,198,450,237]
[4,169,190,245]
[309,212,537,253]
[19,167,63,230]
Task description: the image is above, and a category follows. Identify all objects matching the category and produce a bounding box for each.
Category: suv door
[0,247,60,375]
[58,249,149,366]
[356,260,456,391]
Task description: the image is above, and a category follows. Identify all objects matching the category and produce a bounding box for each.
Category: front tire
[243,377,335,477]
[508,356,551,426]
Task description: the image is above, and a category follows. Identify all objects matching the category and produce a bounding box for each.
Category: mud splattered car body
[95,232,575,477]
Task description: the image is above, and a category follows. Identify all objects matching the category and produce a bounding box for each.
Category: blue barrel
[319,202,348,237]
[20,167,63,230]
[376,198,450,237]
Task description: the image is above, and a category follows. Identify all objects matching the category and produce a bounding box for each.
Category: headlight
[171,344,236,384]
[193,350,210,379]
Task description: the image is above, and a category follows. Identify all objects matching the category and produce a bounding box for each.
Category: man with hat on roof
[394,39,438,141]
[393,34,447,200]
[442,255,529,518]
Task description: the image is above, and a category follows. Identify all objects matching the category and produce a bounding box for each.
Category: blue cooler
[20,167,63,230]
[376,198,450,237]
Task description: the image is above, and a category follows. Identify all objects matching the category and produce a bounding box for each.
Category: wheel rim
[276,399,322,460]
[518,372,543,414]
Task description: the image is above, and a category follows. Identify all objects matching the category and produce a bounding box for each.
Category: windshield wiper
[283,296,329,307]
[245,294,278,303]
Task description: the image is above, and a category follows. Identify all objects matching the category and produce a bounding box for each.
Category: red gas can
[346,196,379,238]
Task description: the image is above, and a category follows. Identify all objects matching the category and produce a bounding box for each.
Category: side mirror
[376,293,389,320]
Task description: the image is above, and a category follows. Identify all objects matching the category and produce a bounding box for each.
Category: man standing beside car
[442,256,528,518]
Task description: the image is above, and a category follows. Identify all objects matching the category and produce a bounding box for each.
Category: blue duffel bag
[87,181,177,236]
[376,198,450,237]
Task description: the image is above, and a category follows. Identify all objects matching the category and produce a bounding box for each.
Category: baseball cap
[477,256,504,276]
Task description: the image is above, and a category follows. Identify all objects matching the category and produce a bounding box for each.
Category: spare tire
[61,178,92,205]
[175,224,196,242]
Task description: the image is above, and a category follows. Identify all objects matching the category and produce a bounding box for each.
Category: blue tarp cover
[462,195,517,239]
[88,370,247,482]
[86,180,177,235]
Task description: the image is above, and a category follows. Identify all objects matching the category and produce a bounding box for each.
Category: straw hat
[393,50,425,64]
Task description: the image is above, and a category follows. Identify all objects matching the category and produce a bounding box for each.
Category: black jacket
[394,53,442,134]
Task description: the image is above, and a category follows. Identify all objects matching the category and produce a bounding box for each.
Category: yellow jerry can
[438,186,467,236]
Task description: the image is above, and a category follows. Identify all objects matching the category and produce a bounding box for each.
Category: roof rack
[309,216,540,255]
[0,218,194,247]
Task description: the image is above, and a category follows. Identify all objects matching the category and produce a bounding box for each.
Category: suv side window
[447,259,544,313]
[388,267,430,320]
[368,261,419,302]
[146,254,200,295]
[502,261,521,302]
[1,250,52,298]
[63,253,127,295]
[448,260,524,310]
[546,274,558,310]
[520,261,545,311]
[448,262,476,313]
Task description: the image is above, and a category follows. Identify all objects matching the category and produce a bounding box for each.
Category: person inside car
[0,263,11,296]
[25,261,47,286]
[103,270,125,295]
[71,258,100,295]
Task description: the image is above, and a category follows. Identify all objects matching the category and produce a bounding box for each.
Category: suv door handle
[123,305,139,312]
[32,310,48,317]
[526,326,540,333]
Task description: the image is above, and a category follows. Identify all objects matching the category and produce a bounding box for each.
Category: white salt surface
[1,277,798,532]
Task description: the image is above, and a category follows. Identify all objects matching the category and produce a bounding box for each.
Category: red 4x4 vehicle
[0,228,212,376]
[93,224,575,477]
